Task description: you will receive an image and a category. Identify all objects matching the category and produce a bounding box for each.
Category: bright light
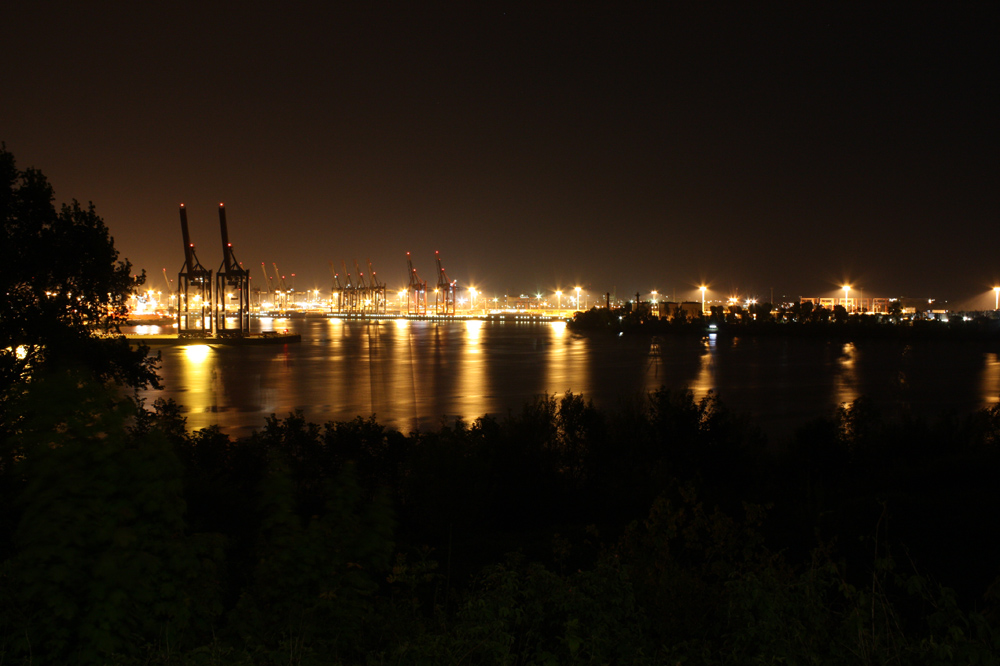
[843,285,851,313]
[994,287,1000,310]
[183,345,210,364]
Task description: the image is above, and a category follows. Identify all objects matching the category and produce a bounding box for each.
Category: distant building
[654,301,702,320]
[503,295,534,310]
[797,296,936,315]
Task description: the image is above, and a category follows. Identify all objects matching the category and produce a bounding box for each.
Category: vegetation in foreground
[2,373,1000,665]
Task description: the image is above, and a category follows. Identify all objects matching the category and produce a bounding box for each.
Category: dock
[125,333,301,346]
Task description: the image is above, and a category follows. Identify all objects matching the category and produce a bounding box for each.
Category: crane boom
[260,263,274,292]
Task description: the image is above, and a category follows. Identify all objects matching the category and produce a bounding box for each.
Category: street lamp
[575,286,581,310]
[994,286,999,310]
[469,287,477,312]
[843,285,851,313]
[700,286,707,314]
[556,290,562,310]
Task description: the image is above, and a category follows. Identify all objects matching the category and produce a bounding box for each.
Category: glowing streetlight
[469,287,477,312]
[843,285,851,313]
[994,286,1000,310]
[556,290,562,310]
[651,290,658,303]
[575,286,581,310]
[699,286,707,314]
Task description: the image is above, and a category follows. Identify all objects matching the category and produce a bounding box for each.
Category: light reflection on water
[833,342,859,408]
[691,332,717,401]
[138,318,1000,443]
[980,353,1000,406]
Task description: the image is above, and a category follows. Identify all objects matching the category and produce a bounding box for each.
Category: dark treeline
[2,372,1000,664]
[571,301,1000,341]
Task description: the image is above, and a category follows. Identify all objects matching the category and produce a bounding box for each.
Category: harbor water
[133,316,1000,445]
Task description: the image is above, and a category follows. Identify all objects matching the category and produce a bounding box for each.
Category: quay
[319,311,569,323]
[125,333,301,346]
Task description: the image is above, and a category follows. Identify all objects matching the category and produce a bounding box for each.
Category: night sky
[4,3,997,306]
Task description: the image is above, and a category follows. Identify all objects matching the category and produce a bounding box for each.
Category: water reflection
[979,352,1000,407]
[451,320,487,423]
[179,344,216,416]
[544,321,589,401]
[833,342,859,408]
[692,332,717,401]
[139,318,1000,443]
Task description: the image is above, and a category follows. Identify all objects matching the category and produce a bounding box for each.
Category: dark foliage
[1,377,999,664]
[0,144,157,437]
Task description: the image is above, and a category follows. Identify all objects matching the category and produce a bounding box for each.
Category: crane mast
[272,263,288,311]
[215,203,250,337]
[329,261,344,313]
[176,203,212,337]
[406,252,427,315]
[367,259,386,314]
[434,250,457,315]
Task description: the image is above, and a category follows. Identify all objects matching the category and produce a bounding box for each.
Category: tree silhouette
[0,144,157,431]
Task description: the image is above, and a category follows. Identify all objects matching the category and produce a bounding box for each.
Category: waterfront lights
[575,286,582,310]
[994,286,1000,310]
[556,290,562,310]
[843,285,851,313]
[699,286,707,314]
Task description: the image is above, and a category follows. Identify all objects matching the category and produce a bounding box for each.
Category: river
[133,316,1000,445]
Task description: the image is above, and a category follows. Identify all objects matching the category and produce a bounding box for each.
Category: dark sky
[4,2,997,306]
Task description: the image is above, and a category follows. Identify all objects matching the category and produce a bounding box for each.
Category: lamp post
[700,286,707,314]
[843,285,851,314]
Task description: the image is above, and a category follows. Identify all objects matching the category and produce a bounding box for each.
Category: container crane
[328,261,344,313]
[215,203,250,336]
[367,258,387,314]
[354,260,372,313]
[162,268,175,314]
[176,203,212,337]
[260,263,276,309]
[406,252,427,315]
[342,260,359,311]
[273,263,288,310]
[434,250,457,316]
